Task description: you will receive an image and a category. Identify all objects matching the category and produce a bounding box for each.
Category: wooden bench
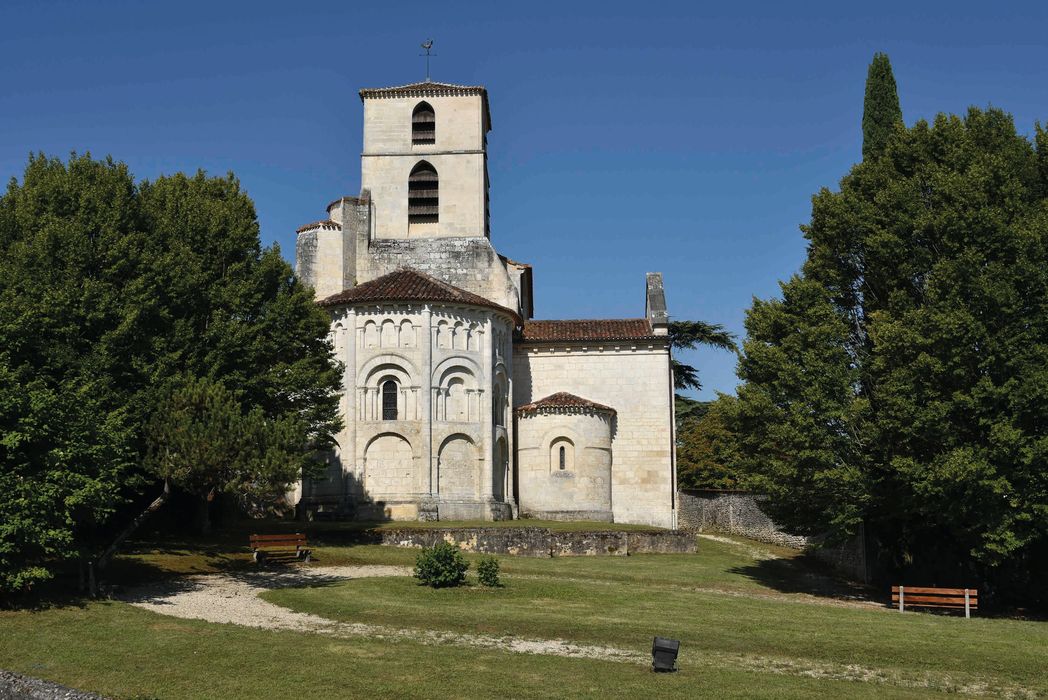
[249,533,311,565]
[892,586,978,618]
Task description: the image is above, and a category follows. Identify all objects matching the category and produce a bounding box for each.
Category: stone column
[480,317,494,504]
[420,305,433,496]
[344,308,357,501]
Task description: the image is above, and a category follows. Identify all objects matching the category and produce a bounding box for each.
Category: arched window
[412,101,435,145]
[550,438,574,472]
[382,380,398,420]
[408,161,439,225]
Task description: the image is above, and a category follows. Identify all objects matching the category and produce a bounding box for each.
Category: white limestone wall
[516,410,613,520]
[362,93,487,240]
[294,227,345,300]
[363,94,485,153]
[362,152,486,239]
[513,344,675,528]
[308,302,515,521]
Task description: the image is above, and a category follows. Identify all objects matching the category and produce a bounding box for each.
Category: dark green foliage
[0,154,342,592]
[736,107,1048,604]
[413,542,469,588]
[735,277,869,535]
[861,52,903,160]
[669,320,737,392]
[674,395,708,426]
[677,394,744,490]
[476,556,501,587]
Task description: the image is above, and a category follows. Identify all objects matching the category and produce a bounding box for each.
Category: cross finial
[420,40,435,81]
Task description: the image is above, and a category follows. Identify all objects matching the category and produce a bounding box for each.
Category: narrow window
[559,446,566,470]
[493,385,502,426]
[382,380,398,420]
[412,102,435,145]
[408,161,439,225]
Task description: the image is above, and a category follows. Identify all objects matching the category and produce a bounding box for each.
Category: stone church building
[294,79,677,528]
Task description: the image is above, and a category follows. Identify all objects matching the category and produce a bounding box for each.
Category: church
[294,79,678,528]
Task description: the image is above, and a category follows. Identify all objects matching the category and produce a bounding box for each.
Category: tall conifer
[861,52,903,160]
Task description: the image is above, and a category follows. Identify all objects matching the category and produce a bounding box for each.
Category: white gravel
[119,566,646,664]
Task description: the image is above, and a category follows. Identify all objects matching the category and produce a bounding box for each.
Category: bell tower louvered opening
[412,102,435,145]
[408,161,439,227]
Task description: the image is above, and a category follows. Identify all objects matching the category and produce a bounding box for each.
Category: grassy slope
[1,534,1045,699]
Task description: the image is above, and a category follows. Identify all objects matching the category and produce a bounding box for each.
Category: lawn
[1,531,1045,699]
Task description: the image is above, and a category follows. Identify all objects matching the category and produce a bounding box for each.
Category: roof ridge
[516,391,616,415]
[360,80,486,93]
[317,267,520,322]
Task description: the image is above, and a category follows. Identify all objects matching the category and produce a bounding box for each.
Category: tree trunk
[93,479,172,578]
[196,493,212,535]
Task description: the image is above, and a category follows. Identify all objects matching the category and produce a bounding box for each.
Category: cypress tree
[861,52,903,160]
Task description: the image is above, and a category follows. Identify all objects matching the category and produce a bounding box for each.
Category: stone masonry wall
[514,344,675,528]
[677,489,867,581]
[379,527,696,557]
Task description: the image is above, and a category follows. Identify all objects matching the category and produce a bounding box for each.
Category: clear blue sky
[2,1,1046,399]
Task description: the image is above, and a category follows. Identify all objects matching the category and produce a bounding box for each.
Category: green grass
[2,533,1046,699]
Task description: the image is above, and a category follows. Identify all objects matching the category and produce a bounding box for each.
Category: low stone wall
[677,489,808,548]
[380,527,552,557]
[677,489,867,582]
[379,527,696,557]
[0,669,107,700]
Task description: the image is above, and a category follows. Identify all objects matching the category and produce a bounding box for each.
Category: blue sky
[2,1,1046,399]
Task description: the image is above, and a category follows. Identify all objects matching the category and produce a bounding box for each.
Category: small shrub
[413,541,468,588]
[476,556,501,587]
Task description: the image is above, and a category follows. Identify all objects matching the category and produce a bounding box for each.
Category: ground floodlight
[651,636,680,672]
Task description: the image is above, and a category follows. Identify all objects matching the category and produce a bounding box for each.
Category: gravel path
[119,566,646,664]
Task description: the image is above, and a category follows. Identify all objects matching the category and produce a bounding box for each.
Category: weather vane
[420,40,435,81]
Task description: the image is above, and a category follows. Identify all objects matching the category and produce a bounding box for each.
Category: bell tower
[359,80,491,239]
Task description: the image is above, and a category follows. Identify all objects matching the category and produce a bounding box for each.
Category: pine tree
[861,52,903,160]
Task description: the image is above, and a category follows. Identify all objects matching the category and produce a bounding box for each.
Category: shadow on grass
[727,554,877,603]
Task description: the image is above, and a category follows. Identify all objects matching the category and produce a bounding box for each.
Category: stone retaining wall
[378,527,696,557]
[677,489,808,548]
[677,489,867,582]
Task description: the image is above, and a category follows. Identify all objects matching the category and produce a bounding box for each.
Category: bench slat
[892,595,977,606]
[891,586,976,596]
[250,534,307,542]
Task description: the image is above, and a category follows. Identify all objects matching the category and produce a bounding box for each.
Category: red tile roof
[516,392,616,415]
[317,268,519,321]
[296,220,341,233]
[520,319,659,343]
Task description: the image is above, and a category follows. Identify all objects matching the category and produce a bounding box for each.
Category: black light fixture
[651,636,680,672]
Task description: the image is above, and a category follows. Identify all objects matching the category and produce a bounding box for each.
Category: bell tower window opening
[559,446,566,470]
[412,102,435,145]
[408,161,439,225]
[382,380,398,420]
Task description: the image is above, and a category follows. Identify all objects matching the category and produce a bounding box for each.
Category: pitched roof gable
[516,392,616,415]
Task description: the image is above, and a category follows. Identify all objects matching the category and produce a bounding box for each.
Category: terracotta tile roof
[516,392,616,415]
[499,255,532,269]
[520,319,658,343]
[359,79,491,131]
[296,220,341,234]
[317,268,519,321]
